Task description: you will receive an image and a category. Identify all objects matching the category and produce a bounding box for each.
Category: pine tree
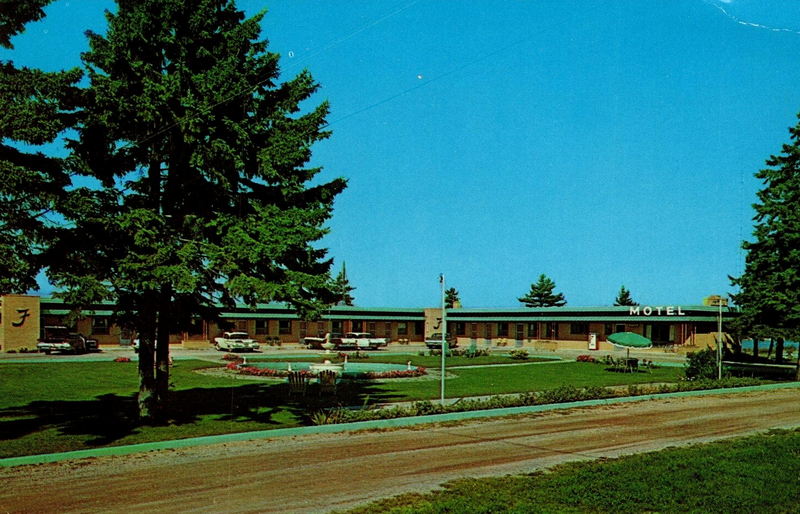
[731,114,800,372]
[518,274,566,307]
[444,287,460,308]
[332,262,355,306]
[614,285,638,306]
[49,0,346,419]
[0,0,82,293]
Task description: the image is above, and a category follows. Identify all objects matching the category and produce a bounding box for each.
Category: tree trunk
[154,287,172,420]
[136,327,157,420]
[752,337,759,360]
[776,337,784,364]
[767,339,774,359]
[136,291,159,420]
[795,345,800,381]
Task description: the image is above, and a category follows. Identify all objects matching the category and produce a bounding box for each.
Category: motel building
[0,294,736,354]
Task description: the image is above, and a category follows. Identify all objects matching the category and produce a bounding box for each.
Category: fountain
[309,358,344,374]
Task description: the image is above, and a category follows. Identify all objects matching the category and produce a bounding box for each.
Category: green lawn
[344,428,800,513]
[0,359,682,458]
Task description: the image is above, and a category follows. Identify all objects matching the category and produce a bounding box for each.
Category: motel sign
[629,306,686,316]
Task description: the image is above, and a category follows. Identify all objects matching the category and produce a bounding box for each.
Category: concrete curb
[2,381,798,468]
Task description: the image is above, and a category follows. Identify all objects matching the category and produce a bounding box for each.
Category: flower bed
[225,361,426,379]
[113,357,131,363]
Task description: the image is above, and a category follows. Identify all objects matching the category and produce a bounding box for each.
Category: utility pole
[440,274,446,405]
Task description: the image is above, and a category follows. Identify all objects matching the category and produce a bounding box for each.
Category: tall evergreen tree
[0,0,82,293]
[332,262,355,306]
[518,274,566,307]
[444,287,460,308]
[613,285,638,306]
[730,114,800,373]
[50,0,346,419]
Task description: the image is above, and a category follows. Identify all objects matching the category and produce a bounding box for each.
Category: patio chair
[288,371,308,397]
[318,370,337,396]
[606,356,622,372]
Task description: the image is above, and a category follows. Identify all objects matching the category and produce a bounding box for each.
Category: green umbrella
[607,332,652,357]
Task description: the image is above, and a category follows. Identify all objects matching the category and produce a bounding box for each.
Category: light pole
[710,295,728,380]
[440,274,447,405]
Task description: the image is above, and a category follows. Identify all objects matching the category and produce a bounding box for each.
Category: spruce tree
[0,0,82,293]
[444,287,460,308]
[50,0,346,419]
[614,285,638,306]
[332,262,355,306]
[518,274,566,307]
[730,114,800,372]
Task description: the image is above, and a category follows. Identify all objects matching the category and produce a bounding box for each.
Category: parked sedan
[424,333,457,349]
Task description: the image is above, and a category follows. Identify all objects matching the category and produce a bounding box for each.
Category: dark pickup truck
[37,326,99,354]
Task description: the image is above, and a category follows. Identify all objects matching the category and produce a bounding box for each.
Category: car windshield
[229,332,249,338]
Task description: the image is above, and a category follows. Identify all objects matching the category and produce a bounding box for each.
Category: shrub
[509,349,529,360]
[113,356,131,363]
[221,353,243,362]
[310,377,764,425]
[685,348,719,380]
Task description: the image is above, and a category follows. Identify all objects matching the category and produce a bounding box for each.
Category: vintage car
[338,332,390,350]
[213,331,260,352]
[303,332,344,350]
[424,333,457,350]
[37,326,99,354]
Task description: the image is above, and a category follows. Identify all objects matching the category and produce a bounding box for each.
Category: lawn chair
[318,370,337,396]
[288,371,308,397]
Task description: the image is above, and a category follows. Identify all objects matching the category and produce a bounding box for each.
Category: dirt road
[2,388,798,513]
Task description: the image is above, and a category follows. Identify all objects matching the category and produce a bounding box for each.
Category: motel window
[527,323,538,338]
[570,322,588,335]
[384,322,392,337]
[454,322,466,336]
[414,321,424,335]
[332,320,343,333]
[615,324,625,334]
[397,322,408,336]
[604,323,613,336]
[92,317,110,335]
[368,322,376,334]
[352,320,363,332]
[255,320,269,335]
[278,320,292,335]
[497,323,509,337]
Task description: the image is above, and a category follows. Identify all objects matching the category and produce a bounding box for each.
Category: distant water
[740,339,799,351]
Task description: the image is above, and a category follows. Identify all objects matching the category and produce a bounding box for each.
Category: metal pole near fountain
[440,273,447,405]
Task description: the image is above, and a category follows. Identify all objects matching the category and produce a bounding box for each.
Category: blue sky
[4,0,800,308]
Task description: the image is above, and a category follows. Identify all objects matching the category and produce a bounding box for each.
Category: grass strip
[344,428,800,513]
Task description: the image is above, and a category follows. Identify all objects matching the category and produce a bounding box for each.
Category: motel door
[515,324,524,347]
